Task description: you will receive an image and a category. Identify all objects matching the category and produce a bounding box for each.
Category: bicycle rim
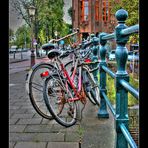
[83,66,100,106]
[27,63,56,119]
[43,74,77,127]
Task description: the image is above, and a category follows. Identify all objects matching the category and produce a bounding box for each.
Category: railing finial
[115,9,128,23]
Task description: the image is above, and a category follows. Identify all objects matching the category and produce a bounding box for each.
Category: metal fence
[96,9,139,148]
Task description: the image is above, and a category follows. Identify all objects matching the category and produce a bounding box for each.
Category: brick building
[72,0,117,40]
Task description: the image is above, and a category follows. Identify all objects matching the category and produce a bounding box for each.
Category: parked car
[128,51,139,61]
[109,50,116,61]
[9,45,17,53]
[17,48,22,52]
[9,48,16,53]
[22,48,29,52]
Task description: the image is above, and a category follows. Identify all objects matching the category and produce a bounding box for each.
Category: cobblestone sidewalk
[9,70,115,148]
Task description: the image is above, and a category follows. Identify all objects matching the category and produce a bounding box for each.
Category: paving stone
[9,106,21,110]
[9,133,65,142]
[11,113,34,119]
[33,113,45,118]
[16,118,42,125]
[47,142,79,148]
[10,109,27,114]
[50,124,67,132]
[9,112,14,118]
[9,133,37,142]
[9,65,118,148]
[50,123,79,133]
[9,125,26,132]
[9,142,16,148]
[14,102,31,106]
[33,133,65,142]
[25,109,36,114]
[9,118,19,125]
[65,132,80,142]
[21,106,34,110]
[41,118,57,125]
[24,125,53,133]
[14,142,47,148]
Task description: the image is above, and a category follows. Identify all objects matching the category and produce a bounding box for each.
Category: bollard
[13,51,16,59]
[98,33,109,118]
[21,48,23,60]
[30,48,35,67]
[114,9,129,148]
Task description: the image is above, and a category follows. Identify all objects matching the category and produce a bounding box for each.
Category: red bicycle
[43,48,100,127]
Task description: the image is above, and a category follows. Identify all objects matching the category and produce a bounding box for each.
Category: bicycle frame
[57,57,82,103]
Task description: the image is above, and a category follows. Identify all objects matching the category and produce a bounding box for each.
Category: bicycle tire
[43,74,78,127]
[82,66,100,106]
[26,62,56,119]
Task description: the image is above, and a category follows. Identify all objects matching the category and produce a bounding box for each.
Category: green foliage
[98,72,139,106]
[9,28,14,36]
[106,74,138,106]
[12,0,66,43]
[109,0,139,26]
[106,74,116,105]
[77,124,85,140]
[15,25,31,48]
[128,73,139,106]
[37,0,65,39]
[128,34,139,44]
[38,29,46,44]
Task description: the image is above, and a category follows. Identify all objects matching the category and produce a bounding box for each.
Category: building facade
[72,0,117,40]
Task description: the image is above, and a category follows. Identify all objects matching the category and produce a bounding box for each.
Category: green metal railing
[96,9,139,148]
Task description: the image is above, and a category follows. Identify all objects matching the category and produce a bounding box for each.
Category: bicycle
[43,46,100,127]
[25,44,56,119]
[25,30,80,119]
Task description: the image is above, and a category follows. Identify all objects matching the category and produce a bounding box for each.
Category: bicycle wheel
[43,74,78,127]
[26,62,56,119]
[82,66,100,106]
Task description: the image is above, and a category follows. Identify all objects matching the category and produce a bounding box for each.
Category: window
[84,1,89,21]
[95,0,99,21]
[102,0,111,23]
[81,0,89,22]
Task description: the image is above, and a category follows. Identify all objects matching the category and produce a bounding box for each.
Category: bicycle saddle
[42,43,55,50]
[47,49,61,59]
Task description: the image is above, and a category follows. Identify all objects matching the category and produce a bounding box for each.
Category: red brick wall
[72,0,115,39]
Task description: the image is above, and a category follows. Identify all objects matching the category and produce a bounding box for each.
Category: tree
[68,6,72,20]
[15,25,31,48]
[109,0,139,43]
[9,28,16,48]
[109,0,139,26]
[11,0,65,42]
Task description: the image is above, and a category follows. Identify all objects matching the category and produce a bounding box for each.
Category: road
[9,51,49,74]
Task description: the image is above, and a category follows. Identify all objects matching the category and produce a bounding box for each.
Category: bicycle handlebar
[55,30,79,42]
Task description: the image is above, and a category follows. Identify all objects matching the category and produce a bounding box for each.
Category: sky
[9,0,72,32]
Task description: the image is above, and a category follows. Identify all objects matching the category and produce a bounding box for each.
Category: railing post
[115,9,129,148]
[91,37,99,82]
[98,33,109,118]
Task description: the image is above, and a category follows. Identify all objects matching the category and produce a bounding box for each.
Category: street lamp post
[28,5,36,67]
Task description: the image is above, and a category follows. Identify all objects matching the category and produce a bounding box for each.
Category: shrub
[98,72,139,106]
